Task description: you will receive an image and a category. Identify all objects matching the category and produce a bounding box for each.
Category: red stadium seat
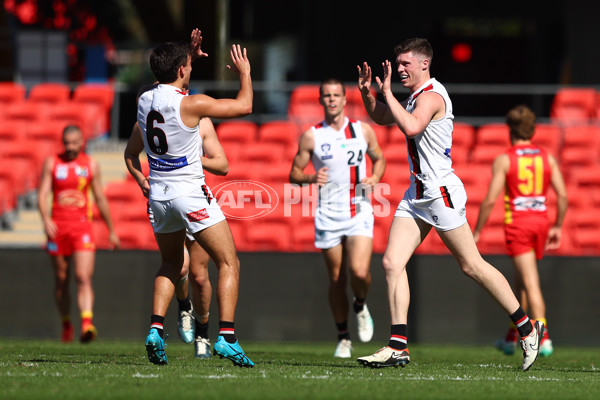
[550,88,597,124]
[26,120,69,148]
[289,220,317,252]
[453,121,476,151]
[0,82,26,105]
[532,123,561,155]
[475,123,510,147]
[371,124,390,146]
[0,177,17,215]
[238,142,287,165]
[47,102,103,139]
[0,119,26,144]
[215,120,258,143]
[289,84,320,106]
[562,124,600,149]
[382,142,409,165]
[72,83,115,134]
[470,144,506,165]
[4,101,50,122]
[28,82,71,103]
[560,146,598,168]
[257,120,302,146]
[288,102,323,124]
[104,180,145,203]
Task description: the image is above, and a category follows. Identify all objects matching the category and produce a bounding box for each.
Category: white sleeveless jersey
[404,78,462,199]
[137,84,206,201]
[311,118,370,220]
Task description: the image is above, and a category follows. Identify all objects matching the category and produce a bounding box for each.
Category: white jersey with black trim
[404,78,462,199]
[137,84,206,201]
[311,117,370,221]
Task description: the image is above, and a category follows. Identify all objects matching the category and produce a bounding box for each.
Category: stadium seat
[26,120,68,148]
[453,121,476,151]
[474,225,506,255]
[238,142,287,165]
[215,120,258,143]
[371,124,390,146]
[28,82,71,103]
[572,227,600,254]
[4,101,50,122]
[289,84,320,107]
[562,124,600,149]
[289,220,317,252]
[382,142,409,165]
[0,82,26,105]
[47,102,103,139]
[288,102,323,124]
[104,180,145,203]
[560,146,598,168]
[550,87,597,124]
[469,144,506,165]
[0,177,17,216]
[475,123,510,147]
[72,83,115,134]
[0,157,36,196]
[0,119,26,144]
[257,120,302,146]
[387,125,406,143]
[533,123,561,155]
[114,221,156,250]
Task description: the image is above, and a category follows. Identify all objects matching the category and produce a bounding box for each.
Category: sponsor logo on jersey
[321,143,333,160]
[148,154,189,171]
[55,165,68,180]
[187,208,209,222]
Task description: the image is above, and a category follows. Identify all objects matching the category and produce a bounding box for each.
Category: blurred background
[0,0,599,343]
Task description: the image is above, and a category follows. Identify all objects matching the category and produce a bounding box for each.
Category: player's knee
[382,254,405,276]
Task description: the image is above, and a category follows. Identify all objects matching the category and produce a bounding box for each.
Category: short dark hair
[149,41,191,83]
[319,78,346,97]
[506,105,536,140]
[62,124,81,137]
[394,38,433,64]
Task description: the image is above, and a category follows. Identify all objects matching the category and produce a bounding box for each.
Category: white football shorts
[395,184,467,231]
[314,205,374,249]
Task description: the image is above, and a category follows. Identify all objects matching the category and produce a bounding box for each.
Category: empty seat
[371,124,390,146]
[383,142,409,165]
[215,120,258,143]
[532,123,562,155]
[47,102,103,139]
[72,83,114,134]
[289,84,320,107]
[104,180,145,203]
[560,146,598,168]
[257,120,300,146]
[562,124,600,149]
[0,119,26,144]
[550,88,597,124]
[475,123,510,147]
[238,142,287,164]
[288,102,323,124]
[28,82,71,103]
[4,101,50,122]
[470,145,506,165]
[453,122,476,150]
[0,82,26,105]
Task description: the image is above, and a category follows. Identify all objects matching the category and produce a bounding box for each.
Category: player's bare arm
[378,60,443,138]
[361,123,386,188]
[90,159,120,249]
[37,157,57,239]
[473,154,509,242]
[200,118,229,176]
[124,122,150,198]
[546,154,568,249]
[289,129,328,185]
[181,44,252,126]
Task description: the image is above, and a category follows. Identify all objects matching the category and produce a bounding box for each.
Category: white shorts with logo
[149,187,225,235]
[395,184,467,231]
[314,204,374,249]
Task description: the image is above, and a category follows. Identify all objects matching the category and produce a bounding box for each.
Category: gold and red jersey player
[474,104,568,358]
[38,125,120,343]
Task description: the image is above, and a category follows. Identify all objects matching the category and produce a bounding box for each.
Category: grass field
[1,339,598,400]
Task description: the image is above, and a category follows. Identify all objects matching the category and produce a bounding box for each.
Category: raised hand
[375,59,392,93]
[357,62,372,94]
[226,44,251,75]
[190,28,208,59]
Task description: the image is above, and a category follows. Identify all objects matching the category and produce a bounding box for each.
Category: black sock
[219,321,236,343]
[177,297,192,312]
[510,307,533,337]
[150,314,165,339]
[353,297,365,313]
[336,321,350,341]
[388,324,407,351]
[196,320,209,339]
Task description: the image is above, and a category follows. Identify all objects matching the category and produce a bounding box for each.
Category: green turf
[0,339,598,400]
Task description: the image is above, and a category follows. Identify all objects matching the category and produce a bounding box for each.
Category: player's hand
[190,28,208,59]
[376,59,392,94]
[314,167,329,186]
[44,219,57,239]
[472,230,481,244]
[545,226,562,250]
[357,62,372,93]
[108,231,121,250]
[137,177,150,198]
[226,44,250,75]
[360,176,379,193]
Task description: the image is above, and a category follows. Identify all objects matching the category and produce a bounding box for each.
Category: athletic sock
[388,324,408,351]
[177,297,192,312]
[219,321,236,343]
[150,315,165,339]
[510,307,533,338]
[81,311,93,329]
[196,320,209,339]
[62,315,72,327]
[336,321,350,341]
[353,297,365,313]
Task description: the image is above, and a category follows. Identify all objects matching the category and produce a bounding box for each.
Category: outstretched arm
[357,62,394,125]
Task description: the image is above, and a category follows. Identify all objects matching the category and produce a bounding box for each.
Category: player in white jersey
[125,116,227,359]
[130,29,255,367]
[355,38,543,371]
[290,78,386,358]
